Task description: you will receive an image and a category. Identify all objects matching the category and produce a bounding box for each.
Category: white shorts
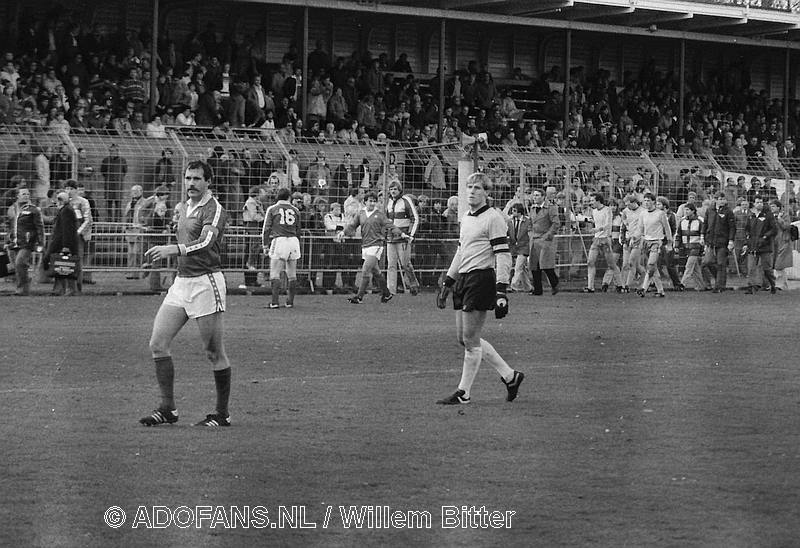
[269,236,301,260]
[362,245,384,260]
[163,272,227,319]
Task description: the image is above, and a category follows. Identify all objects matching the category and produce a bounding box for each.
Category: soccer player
[336,191,401,304]
[435,172,524,405]
[385,181,421,296]
[139,160,232,428]
[262,188,302,309]
[619,195,645,293]
[584,193,622,292]
[637,192,674,298]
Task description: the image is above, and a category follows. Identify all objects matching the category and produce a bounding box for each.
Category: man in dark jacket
[702,191,737,292]
[743,195,777,294]
[44,191,79,296]
[8,187,44,295]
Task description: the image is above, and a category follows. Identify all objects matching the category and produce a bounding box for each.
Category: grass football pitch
[2,290,799,547]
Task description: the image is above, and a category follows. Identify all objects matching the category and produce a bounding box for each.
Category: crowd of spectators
[2,8,800,162]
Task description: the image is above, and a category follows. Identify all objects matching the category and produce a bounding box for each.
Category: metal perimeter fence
[2,124,799,292]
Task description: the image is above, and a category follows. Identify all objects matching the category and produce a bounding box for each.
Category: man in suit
[507,203,532,293]
[528,188,561,295]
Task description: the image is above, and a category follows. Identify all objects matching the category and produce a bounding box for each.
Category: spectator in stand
[146,114,168,137]
[392,53,412,73]
[770,199,793,291]
[120,68,147,105]
[245,74,268,127]
[100,143,128,221]
[195,89,222,126]
[333,152,356,203]
[307,40,331,77]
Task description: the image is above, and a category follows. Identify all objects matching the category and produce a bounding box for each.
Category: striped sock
[154,356,175,410]
[214,367,231,417]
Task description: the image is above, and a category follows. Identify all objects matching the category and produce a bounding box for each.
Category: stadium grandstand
[2,0,800,290]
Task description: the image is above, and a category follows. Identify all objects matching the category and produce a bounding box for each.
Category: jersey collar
[468,204,491,217]
[185,190,213,207]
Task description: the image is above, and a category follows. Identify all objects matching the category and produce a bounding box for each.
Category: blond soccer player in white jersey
[435,172,524,405]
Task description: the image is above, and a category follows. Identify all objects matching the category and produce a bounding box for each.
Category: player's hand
[495,283,509,319]
[144,244,178,262]
[403,233,414,243]
[262,245,269,256]
[727,241,734,251]
[334,231,345,243]
[436,276,455,309]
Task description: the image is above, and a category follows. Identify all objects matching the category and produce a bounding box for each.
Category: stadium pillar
[679,39,685,139]
[784,48,790,141]
[563,30,571,140]
[302,6,309,127]
[150,0,159,119]
[438,19,446,143]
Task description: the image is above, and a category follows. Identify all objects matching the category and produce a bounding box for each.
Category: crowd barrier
[3,224,631,291]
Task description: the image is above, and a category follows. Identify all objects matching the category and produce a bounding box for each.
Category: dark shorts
[452,269,496,312]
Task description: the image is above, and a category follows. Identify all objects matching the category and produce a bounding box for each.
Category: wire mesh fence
[3,124,800,293]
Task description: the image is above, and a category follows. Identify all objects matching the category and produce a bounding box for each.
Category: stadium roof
[239,0,800,49]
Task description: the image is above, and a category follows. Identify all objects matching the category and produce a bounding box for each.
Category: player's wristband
[443,276,456,288]
[496,282,508,294]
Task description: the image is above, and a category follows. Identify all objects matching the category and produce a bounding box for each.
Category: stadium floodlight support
[149,0,159,119]
[563,29,571,141]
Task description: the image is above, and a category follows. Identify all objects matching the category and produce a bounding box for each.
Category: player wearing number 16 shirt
[262,188,301,308]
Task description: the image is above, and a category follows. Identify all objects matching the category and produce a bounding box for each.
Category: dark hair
[365,192,378,201]
[685,202,697,212]
[186,160,213,181]
[643,192,656,202]
[771,199,782,209]
[276,188,291,201]
[511,203,525,214]
[64,179,78,189]
[592,193,605,205]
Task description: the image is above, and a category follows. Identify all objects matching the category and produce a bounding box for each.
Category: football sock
[653,271,664,293]
[154,356,175,410]
[587,266,596,289]
[458,345,483,399]
[213,367,231,417]
[287,279,296,305]
[544,269,558,287]
[374,271,389,296]
[356,273,370,298]
[480,339,515,382]
[270,278,281,306]
[640,272,651,291]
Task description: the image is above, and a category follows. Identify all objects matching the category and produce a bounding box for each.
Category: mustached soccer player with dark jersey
[436,172,525,404]
[139,160,233,427]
